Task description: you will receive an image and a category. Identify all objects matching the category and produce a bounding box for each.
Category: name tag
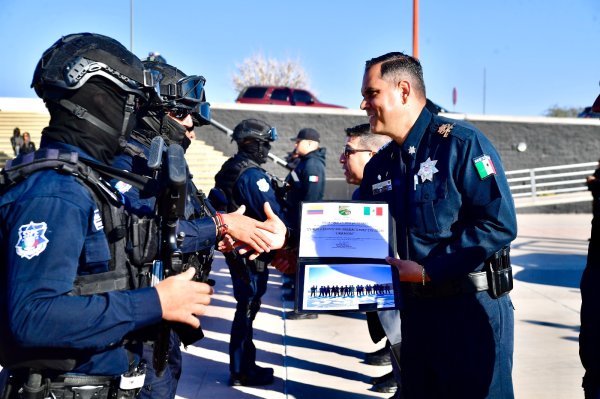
[372,179,392,195]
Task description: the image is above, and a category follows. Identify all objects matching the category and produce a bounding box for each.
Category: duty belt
[402,271,488,299]
[5,372,140,399]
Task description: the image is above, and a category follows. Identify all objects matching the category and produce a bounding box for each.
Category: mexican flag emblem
[473,155,496,180]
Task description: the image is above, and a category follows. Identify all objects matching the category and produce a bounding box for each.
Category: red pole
[413,0,419,59]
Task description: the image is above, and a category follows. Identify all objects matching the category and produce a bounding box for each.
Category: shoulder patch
[308,175,319,183]
[473,154,496,180]
[15,221,49,259]
[256,178,270,192]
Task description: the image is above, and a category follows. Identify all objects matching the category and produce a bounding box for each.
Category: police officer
[358,52,517,398]
[211,118,287,386]
[111,61,287,398]
[0,33,214,399]
[285,127,327,226]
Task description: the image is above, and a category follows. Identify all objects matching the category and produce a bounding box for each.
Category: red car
[236,86,345,108]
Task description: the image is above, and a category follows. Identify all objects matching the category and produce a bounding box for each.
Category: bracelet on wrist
[421,266,426,286]
[215,212,229,240]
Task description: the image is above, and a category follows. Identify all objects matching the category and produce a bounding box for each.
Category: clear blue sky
[1,0,598,116]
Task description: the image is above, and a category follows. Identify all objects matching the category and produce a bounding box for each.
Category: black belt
[402,271,488,299]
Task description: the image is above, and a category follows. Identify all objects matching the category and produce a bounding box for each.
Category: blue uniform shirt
[0,139,162,376]
[358,107,517,282]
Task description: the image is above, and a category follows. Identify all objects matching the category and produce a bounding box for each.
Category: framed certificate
[294,201,400,313]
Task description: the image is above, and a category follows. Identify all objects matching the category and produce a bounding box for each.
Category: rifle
[147,135,187,377]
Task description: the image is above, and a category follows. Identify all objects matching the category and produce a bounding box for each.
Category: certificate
[294,201,400,313]
[299,202,391,259]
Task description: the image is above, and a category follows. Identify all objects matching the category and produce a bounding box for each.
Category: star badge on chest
[417,157,439,182]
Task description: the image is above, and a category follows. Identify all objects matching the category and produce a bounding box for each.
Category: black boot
[230,365,274,387]
[365,340,391,366]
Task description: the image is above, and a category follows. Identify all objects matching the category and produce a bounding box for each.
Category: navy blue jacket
[285,147,326,229]
[0,139,162,376]
[358,107,517,282]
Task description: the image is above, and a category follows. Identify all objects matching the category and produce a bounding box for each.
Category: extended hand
[221,205,273,254]
[155,268,213,328]
[385,257,429,283]
[257,202,287,250]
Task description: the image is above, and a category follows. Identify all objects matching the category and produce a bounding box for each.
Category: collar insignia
[437,123,455,138]
[408,146,416,155]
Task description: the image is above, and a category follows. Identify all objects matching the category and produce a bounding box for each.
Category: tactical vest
[211,155,262,213]
[0,148,157,371]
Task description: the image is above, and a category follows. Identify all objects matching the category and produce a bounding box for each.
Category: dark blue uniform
[111,136,216,399]
[0,139,162,377]
[112,137,217,253]
[358,107,517,398]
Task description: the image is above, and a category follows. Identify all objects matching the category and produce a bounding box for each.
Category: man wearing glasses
[340,124,400,398]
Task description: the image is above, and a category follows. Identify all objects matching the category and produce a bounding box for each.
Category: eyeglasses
[343,145,372,158]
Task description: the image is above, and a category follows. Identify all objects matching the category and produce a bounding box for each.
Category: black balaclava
[42,77,135,164]
[238,139,271,164]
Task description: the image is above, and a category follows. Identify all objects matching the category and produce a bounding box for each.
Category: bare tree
[232,53,310,93]
[544,105,583,117]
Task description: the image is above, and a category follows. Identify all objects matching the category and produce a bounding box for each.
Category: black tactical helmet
[232,118,277,143]
[142,60,210,125]
[31,32,154,102]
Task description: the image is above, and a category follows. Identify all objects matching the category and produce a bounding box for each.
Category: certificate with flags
[299,202,391,258]
[295,201,399,313]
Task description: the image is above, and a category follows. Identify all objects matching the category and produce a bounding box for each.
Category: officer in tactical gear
[0,32,219,399]
[211,118,288,387]
[111,61,288,398]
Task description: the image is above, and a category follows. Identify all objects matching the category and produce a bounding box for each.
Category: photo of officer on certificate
[295,201,400,313]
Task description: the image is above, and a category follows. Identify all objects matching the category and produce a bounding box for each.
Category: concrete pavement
[175,213,591,399]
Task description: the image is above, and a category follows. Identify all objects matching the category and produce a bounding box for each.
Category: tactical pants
[400,291,514,399]
[225,253,269,375]
[138,332,182,399]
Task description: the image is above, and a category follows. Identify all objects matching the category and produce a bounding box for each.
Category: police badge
[15,221,49,259]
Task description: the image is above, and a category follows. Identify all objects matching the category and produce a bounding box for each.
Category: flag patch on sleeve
[473,155,496,180]
[308,175,319,183]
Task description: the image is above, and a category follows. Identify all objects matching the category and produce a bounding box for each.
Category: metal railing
[506,161,597,199]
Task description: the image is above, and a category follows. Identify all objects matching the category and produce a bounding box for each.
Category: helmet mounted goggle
[151,72,211,125]
[61,56,159,103]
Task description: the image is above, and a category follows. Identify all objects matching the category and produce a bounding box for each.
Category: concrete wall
[200,104,600,210]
